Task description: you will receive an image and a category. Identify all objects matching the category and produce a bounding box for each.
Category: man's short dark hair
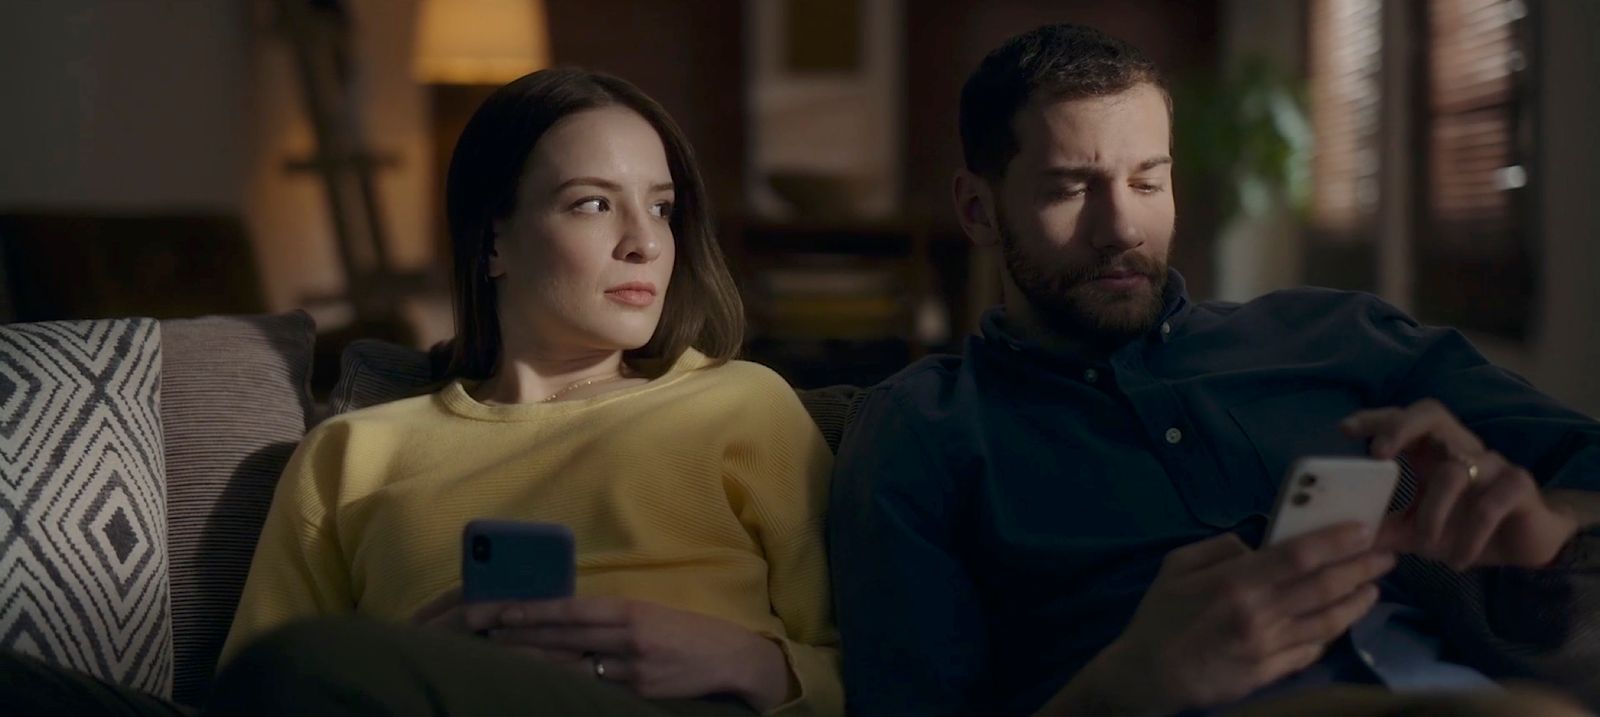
[960,24,1169,179]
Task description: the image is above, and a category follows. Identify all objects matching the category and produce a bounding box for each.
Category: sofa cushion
[159,312,314,707]
[0,318,173,698]
[795,384,869,454]
[329,339,436,416]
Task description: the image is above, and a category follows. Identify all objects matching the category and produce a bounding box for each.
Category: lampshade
[414,0,551,84]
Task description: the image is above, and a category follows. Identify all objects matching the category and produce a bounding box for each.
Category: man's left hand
[1342,399,1578,570]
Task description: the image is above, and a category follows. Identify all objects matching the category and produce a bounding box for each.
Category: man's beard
[997,207,1172,345]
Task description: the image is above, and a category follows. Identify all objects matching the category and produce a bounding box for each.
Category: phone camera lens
[1291,492,1312,506]
[471,536,491,562]
[1300,474,1318,488]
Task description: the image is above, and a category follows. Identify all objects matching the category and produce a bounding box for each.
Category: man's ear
[953,170,1002,248]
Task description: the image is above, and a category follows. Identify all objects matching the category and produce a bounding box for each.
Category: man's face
[993,83,1176,342]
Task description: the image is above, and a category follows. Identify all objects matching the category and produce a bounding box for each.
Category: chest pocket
[1228,388,1371,496]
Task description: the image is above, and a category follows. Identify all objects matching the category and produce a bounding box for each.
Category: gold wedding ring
[1445,449,1482,484]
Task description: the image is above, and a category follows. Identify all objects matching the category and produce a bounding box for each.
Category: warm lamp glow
[414,0,550,84]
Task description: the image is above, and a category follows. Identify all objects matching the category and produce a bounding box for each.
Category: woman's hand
[488,597,795,711]
[409,590,793,709]
[410,586,506,633]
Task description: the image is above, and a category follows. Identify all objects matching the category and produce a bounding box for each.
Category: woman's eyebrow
[554,177,674,193]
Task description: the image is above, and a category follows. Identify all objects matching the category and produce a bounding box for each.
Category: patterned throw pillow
[0,318,173,698]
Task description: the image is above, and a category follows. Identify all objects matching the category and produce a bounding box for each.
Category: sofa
[0,310,866,712]
[7,312,1600,714]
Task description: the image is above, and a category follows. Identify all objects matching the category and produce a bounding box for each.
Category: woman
[213,68,839,717]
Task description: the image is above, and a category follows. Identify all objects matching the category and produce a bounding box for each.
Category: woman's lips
[604,282,657,307]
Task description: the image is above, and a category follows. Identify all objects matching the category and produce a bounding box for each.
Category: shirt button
[1083,368,1099,383]
[1165,427,1183,444]
[1357,648,1377,668]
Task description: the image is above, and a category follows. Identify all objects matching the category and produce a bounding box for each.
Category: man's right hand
[1041,523,1395,717]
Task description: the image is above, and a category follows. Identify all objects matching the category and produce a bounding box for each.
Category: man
[828,23,1600,717]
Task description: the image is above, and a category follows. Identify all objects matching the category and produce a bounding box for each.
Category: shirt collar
[979,268,1192,361]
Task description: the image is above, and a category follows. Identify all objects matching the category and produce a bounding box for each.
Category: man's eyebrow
[1136,156,1174,171]
[1038,157,1171,180]
[1038,166,1102,181]
[554,177,675,193]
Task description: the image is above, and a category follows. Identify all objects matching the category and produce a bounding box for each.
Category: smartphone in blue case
[460,520,576,603]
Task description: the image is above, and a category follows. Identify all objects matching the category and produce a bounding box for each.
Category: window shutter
[1309,0,1384,236]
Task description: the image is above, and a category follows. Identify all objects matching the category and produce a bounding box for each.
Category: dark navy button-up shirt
[828,271,1600,717]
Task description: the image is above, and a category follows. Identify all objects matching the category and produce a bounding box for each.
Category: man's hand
[1342,399,1579,570]
[489,597,794,711]
[1039,523,1393,717]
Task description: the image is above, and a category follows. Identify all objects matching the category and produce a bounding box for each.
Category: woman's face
[490,106,677,356]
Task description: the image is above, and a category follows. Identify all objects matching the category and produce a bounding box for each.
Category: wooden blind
[1426,0,1523,242]
[1415,0,1534,338]
[1309,0,1384,235]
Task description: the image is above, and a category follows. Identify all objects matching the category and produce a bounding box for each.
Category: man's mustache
[1077,254,1164,283]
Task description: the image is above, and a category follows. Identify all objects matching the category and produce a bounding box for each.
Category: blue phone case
[461,520,576,603]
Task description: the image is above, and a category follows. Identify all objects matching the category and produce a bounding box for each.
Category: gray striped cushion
[329,339,435,416]
[159,312,313,707]
[0,318,172,697]
[795,385,867,454]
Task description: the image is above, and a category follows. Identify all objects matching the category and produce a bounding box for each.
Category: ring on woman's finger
[587,651,607,680]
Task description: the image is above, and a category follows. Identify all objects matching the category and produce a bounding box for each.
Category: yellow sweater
[222,349,840,715]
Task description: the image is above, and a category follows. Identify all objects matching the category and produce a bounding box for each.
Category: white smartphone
[1264,457,1401,547]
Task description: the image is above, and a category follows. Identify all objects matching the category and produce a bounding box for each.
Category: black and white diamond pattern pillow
[0,318,172,698]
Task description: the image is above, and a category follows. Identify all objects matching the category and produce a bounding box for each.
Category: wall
[1368,0,1600,419]
[545,0,746,223]
[0,0,249,211]
[1519,0,1600,416]
[245,0,437,328]
[0,0,438,327]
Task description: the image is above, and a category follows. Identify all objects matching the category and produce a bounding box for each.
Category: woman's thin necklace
[541,374,624,403]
